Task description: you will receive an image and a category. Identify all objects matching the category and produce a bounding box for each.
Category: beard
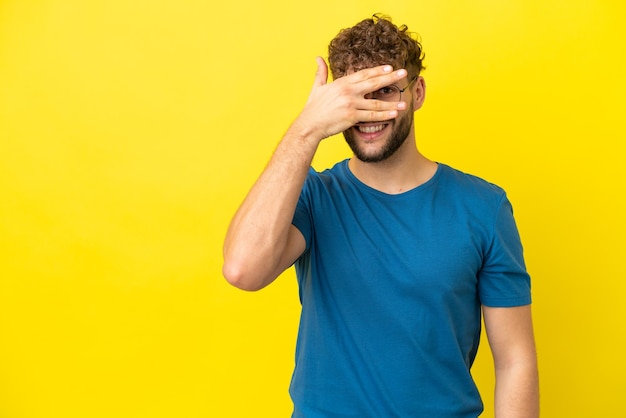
[343,107,414,163]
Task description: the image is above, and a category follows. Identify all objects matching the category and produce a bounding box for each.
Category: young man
[223,15,539,418]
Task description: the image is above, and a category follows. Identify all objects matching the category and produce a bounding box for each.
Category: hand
[296,57,408,141]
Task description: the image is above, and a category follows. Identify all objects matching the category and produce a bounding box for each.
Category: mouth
[353,122,390,140]
[357,123,387,134]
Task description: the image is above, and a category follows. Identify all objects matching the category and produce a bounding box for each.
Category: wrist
[287,117,326,147]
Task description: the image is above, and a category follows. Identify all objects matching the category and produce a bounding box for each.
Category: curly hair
[328,14,425,79]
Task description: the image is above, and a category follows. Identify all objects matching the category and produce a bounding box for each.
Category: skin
[222,56,539,417]
[485,305,540,418]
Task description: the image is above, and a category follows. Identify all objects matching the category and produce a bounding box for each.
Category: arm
[483,305,539,418]
[222,58,409,291]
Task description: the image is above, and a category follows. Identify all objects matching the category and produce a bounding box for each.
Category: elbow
[222,259,268,292]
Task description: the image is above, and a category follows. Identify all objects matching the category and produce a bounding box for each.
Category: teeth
[358,124,385,133]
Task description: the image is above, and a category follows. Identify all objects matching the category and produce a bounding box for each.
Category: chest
[308,192,491,299]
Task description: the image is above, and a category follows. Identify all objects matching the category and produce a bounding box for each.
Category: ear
[412,76,426,111]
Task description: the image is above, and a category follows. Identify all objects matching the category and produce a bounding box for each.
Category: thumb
[312,56,328,87]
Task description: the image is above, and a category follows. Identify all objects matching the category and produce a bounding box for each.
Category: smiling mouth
[357,123,387,134]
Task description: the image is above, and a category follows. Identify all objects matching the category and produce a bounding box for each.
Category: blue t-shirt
[290,160,531,417]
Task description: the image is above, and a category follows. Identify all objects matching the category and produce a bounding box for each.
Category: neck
[348,138,437,195]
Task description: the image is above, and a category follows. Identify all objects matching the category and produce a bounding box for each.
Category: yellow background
[1,0,624,417]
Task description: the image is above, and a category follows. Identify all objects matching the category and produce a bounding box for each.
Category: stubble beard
[343,107,414,163]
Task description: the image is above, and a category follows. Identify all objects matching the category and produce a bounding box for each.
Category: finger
[354,108,401,122]
[347,64,403,82]
[348,64,394,80]
[312,56,328,88]
[356,98,407,114]
[354,93,407,120]
[350,66,408,95]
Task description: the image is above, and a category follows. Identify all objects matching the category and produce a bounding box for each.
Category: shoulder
[434,164,512,223]
[302,159,351,191]
[438,163,507,201]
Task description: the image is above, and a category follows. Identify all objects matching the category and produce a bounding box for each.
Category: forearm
[494,359,539,418]
[483,305,539,418]
[222,121,321,290]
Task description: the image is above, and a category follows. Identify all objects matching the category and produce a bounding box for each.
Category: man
[223,14,539,418]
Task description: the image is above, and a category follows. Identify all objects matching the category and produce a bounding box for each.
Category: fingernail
[388,110,398,117]
[383,65,393,72]
[397,69,407,77]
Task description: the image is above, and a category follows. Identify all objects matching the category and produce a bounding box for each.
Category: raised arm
[483,305,539,418]
[222,58,409,291]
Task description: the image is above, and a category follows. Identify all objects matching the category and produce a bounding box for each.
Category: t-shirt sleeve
[478,194,532,307]
[292,168,316,252]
